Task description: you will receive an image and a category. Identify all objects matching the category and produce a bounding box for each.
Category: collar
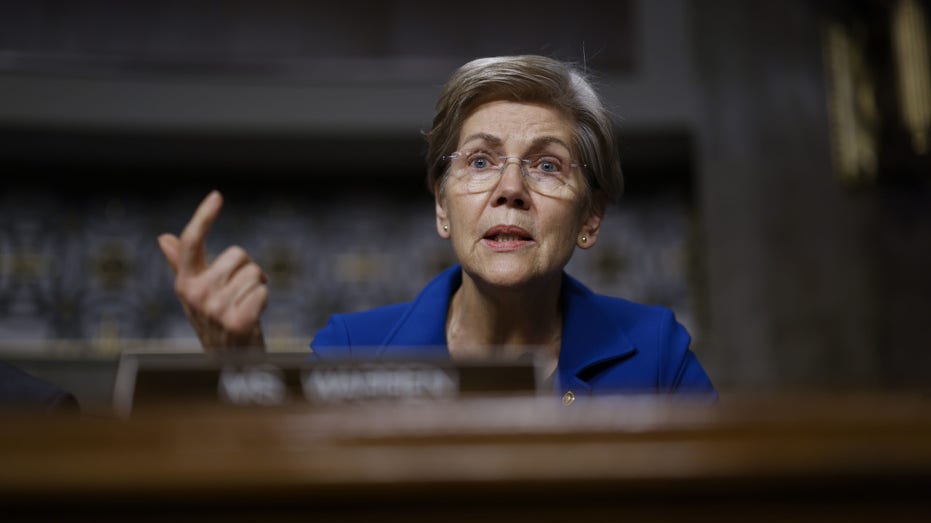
[379,265,638,387]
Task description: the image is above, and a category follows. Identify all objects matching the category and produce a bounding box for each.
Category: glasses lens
[450,150,577,195]
[524,154,572,193]
[451,151,499,193]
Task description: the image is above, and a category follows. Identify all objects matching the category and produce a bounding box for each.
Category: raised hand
[157,191,268,351]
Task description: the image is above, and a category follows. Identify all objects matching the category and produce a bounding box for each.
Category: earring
[443,224,449,232]
[579,235,588,243]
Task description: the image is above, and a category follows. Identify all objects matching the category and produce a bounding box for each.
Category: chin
[467,259,554,291]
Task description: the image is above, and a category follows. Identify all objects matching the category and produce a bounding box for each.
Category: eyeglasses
[443,149,586,195]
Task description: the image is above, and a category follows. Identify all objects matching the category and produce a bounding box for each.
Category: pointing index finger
[179,190,223,275]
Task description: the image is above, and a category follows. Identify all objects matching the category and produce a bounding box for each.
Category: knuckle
[246,284,269,307]
[204,296,226,319]
[243,262,263,280]
[192,286,211,306]
[223,245,249,262]
[176,279,203,303]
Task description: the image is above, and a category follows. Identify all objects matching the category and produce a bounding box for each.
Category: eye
[534,157,564,174]
[467,152,495,170]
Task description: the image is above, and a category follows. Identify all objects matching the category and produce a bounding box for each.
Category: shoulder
[561,275,714,395]
[596,296,714,396]
[310,302,411,358]
[588,292,673,325]
[596,295,684,346]
[585,291,691,372]
[310,265,461,360]
[565,274,680,344]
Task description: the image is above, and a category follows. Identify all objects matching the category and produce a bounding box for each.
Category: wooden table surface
[3,393,931,522]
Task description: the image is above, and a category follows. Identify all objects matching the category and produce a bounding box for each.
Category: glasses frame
[442,149,588,194]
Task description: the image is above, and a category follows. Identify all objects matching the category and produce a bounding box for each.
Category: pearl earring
[579,235,588,243]
[443,224,449,232]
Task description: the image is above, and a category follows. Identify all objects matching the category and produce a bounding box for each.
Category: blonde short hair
[425,55,623,207]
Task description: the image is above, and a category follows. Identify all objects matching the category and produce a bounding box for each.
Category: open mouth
[483,225,534,246]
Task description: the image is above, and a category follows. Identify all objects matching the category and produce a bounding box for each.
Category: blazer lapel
[557,273,638,394]
[376,265,461,359]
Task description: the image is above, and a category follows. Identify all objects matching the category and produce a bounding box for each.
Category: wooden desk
[3,394,931,522]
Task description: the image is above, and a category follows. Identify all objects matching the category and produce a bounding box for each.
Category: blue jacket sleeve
[658,310,717,398]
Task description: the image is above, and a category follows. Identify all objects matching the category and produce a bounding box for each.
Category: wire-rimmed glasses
[443,149,586,195]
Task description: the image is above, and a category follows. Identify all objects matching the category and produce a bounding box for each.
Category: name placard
[113,351,537,417]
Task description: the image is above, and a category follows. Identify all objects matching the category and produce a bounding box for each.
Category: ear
[435,189,451,239]
[576,194,606,250]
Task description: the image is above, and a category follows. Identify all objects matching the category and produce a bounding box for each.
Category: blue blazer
[311,265,716,400]
[0,362,80,413]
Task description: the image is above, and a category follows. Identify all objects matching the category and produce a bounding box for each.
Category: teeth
[495,234,520,241]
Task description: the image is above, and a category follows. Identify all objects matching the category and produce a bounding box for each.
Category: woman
[158,55,716,399]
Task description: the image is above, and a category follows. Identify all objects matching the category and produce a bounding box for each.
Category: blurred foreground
[3,393,930,522]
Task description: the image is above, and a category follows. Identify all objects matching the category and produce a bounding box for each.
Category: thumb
[157,233,181,274]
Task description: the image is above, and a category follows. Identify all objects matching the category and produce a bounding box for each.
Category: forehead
[458,101,574,150]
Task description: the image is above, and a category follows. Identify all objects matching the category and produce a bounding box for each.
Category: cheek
[446,195,485,227]
[547,205,587,242]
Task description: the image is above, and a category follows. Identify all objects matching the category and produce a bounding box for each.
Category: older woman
[158,55,716,399]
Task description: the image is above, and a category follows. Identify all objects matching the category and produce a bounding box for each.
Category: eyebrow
[460,133,503,148]
[459,133,573,154]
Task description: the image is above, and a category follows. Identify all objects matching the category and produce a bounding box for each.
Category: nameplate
[113,351,537,417]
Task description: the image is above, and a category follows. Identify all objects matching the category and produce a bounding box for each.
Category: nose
[491,158,530,210]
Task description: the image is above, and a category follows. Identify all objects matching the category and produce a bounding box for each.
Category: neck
[446,271,563,362]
